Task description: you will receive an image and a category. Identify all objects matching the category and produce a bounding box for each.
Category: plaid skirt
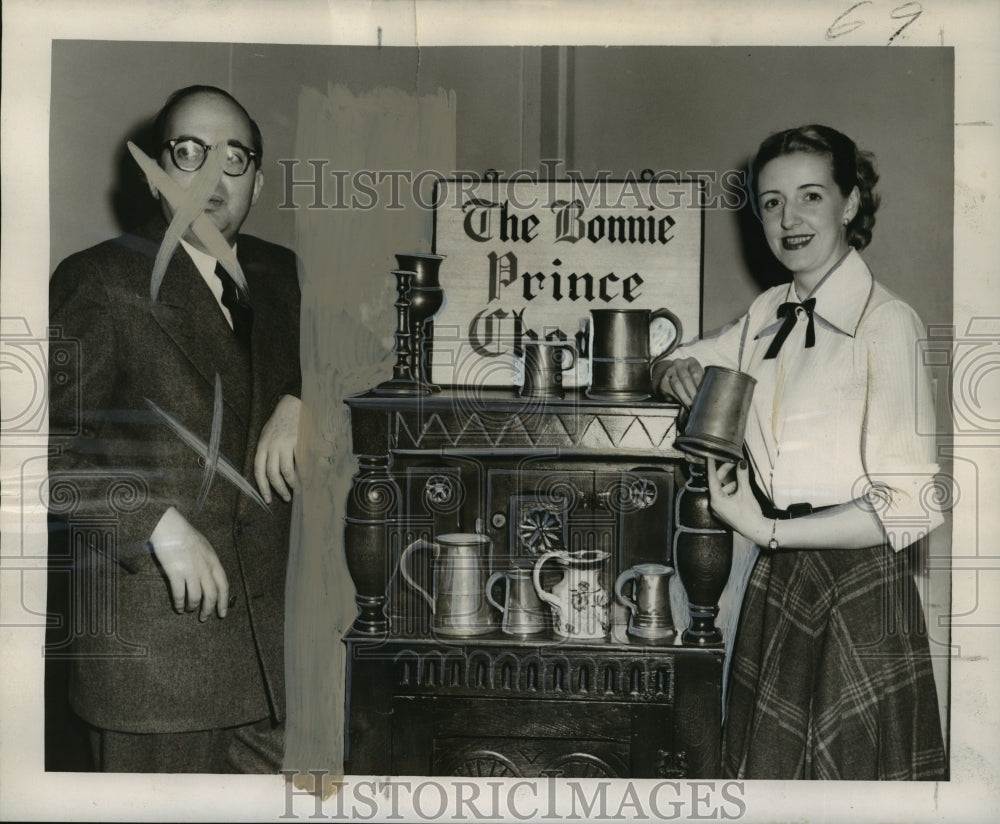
[722,544,947,780]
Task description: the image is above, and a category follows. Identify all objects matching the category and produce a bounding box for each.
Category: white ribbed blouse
[677,248,942,551]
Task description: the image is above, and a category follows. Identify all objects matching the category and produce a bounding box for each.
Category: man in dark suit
[48,86,301,773]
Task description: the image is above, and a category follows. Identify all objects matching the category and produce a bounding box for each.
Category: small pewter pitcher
[519,340,577,400]
[486,567,547,635]
[614,562,676,641]
[399,533,496,636]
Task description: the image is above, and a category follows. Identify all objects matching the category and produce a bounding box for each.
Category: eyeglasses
[162,136,258,177]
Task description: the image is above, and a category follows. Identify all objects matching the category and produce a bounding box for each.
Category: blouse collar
[803,247,874,337]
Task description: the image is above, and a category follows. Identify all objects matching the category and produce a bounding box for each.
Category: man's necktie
[214,262,253,348]
[763,297,816,360]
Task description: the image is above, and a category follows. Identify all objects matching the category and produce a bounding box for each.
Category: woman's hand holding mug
[653,356,705,406]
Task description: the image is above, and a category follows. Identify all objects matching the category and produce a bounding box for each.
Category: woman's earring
[843,217,850,226]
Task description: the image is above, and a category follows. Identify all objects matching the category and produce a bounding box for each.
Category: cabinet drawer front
[391,695,675,778]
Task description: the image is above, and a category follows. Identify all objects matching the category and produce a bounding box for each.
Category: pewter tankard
[614,563,676,641]
[587,308,682,401]
[399,533,496,636]
[519,340,577,399]
[486,567,547,635]
[674,366,756,462]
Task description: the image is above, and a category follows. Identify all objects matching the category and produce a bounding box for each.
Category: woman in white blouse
[654,125,947,780]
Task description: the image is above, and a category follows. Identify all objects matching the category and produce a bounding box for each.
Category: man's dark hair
[151,85,263,166]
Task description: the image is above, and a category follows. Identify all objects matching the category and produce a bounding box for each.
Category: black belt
[762,501,835,520]
[742,446,836,520]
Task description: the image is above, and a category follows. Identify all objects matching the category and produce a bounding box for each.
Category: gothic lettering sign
[430,180,704,388]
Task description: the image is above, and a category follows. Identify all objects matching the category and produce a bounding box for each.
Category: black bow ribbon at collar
[763,297,816,360]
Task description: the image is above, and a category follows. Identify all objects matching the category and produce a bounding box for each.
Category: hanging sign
[430,179,704,388]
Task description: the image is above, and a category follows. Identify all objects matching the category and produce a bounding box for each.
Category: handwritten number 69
[826,1,923,44]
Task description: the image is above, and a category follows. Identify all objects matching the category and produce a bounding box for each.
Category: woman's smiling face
[757,151,859,287]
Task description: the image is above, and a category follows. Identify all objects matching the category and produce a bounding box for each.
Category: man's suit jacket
[48,216,301,734]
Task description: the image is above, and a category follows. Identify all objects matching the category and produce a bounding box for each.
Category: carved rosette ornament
[656,748,689,779]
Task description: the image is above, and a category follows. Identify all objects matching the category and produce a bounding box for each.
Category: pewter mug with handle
[614,562,676,641]
[587,308,682,401]
[399,533,496,636]
[674,365,756,462]
[486,567,547,635]
[519,340,577,399]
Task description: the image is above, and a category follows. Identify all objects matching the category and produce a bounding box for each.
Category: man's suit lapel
[136,221,293,515]
[148,234,252,427]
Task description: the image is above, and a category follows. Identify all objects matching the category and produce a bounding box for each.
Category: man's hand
[148,506,229,620]
[254,394,301,504]
[653,357,705,406]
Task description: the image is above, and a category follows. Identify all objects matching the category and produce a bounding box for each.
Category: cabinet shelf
[342,387,730,777]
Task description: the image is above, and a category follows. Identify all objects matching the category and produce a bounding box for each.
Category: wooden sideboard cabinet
[342,387,732,778]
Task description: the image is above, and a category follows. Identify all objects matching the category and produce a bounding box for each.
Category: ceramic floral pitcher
[532,549,611,639]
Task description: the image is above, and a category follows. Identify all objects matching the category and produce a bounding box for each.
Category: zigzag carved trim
[393,410,679,451]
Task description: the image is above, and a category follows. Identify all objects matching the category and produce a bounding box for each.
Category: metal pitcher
[519,340,577,400]
[399,533,496,636]
[486,567,547,635]
[586,308,682,401]
[532,549,611,639]
[615,562,676,641]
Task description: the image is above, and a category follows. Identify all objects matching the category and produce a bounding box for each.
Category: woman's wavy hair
[748,124,880,251]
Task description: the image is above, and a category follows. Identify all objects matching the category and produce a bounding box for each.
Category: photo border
[2,1,997,821]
